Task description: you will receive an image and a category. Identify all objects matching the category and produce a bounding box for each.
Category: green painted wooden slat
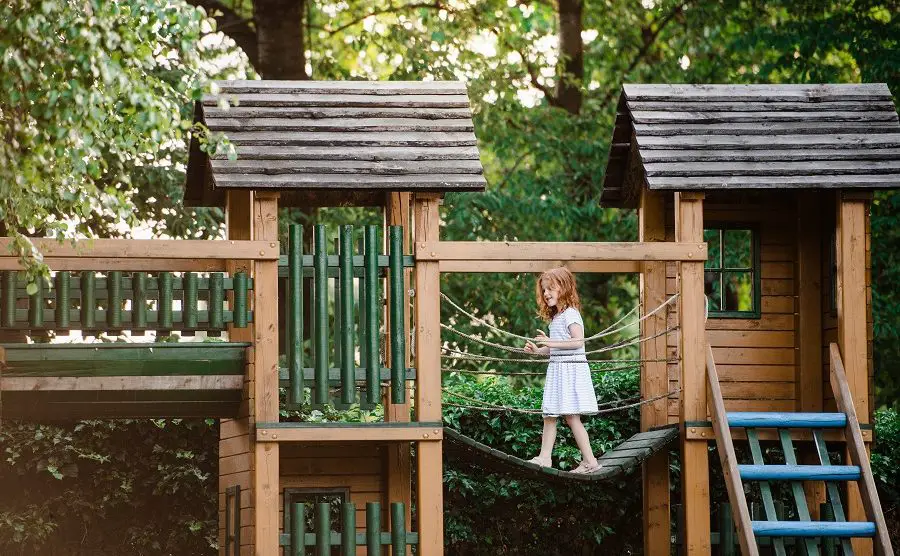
[29,276,44,328]
[209,273,224,330]
[366,502,381,556]
[364,226,380,405]
[777,429,821,556]
[313,225,329,405]
[339,226,355,405]
[288,225,303,405]
[315,502,330,556]
[55,272,70,328]
[159,272,174,329]
[11,308,245,329]
[108,271,123,328]
[277,254,415,271]
[133,272,148,328]
[184,272,198,329]
[81,272,96,328]
[333,237,341,372]
[821,504,838,556]
[391,502,407,554]
[1,272,15,327]
[813,430,854,556]
[358,236,367,373]
[720,503,737,556]
[388,226,405,404]
[233,272,248,328]
[341,503,355,555]
[747,428,788,556]
[291,502,306,556]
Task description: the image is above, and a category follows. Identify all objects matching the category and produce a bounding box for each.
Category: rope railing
[440,346,676,365]
[442,388,682,416]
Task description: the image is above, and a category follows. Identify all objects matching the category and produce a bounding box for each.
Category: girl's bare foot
[527,456,552,468]
[571,461,602,474]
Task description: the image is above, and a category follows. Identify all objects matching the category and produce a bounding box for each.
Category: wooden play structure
[0,81,897,555]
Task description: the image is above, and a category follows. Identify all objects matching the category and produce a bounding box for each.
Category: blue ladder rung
[738,464,860,481]
[752,521,876,538]
[728,412,847,428]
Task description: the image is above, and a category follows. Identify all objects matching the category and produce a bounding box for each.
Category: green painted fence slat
[81,272,96,328]
[28,276,43,328]
[813,430,854,556]
[388,225,405,404]
[1,272,15,327]
[719,503,736,556]
[233,272,248,328]
[133,272,148,328]
[315,502,330,556]
[159,272,173,329]
[341,503,355,556]
[184,272,198,328]
[291,502,306,556]
[777,428,820,556]
[288,225,303,405]
[55,272,70,328]
[340,226,355,405]
[747,428,788,556]
[364,226,380,405]
[209,273,224,329]
[107,271,122,328]
[366,502,381,556]
[313,225,329,405]
[358,237,367,373]
[391,502,407,554]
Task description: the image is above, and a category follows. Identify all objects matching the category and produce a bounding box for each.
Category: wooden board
[256,423,443,443]
[418,241,706,262]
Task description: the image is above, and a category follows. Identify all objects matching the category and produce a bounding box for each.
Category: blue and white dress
[541,307,599,417]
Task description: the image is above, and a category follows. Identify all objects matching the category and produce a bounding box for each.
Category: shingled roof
[184,80,486,207]
[601,83,900,207]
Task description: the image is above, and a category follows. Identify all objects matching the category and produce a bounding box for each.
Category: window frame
[703,222,762,319]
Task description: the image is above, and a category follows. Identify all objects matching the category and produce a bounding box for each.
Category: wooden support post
[675,192,711,555]
[384,192,412,554]
[836,193,871,556]
[639,188,671,556]
[796,191,825,518]
[252,191,280,556]
[220,190,254,555]
[413,193,443,555]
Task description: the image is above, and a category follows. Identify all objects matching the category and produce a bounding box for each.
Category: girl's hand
[534,329,549,345]
[524,340,538,353]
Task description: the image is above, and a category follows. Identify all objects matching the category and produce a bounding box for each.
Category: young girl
[524,267,600,473]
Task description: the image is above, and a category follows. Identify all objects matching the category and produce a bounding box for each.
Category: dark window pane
[723,271,754,312]
[723,229,752,269]
[705,271,722,311]
[704,229,721,269]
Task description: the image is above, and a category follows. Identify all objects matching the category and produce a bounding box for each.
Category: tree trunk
[556,0,584,115]
[254,0,308,79]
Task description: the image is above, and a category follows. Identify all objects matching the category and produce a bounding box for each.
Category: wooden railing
[280,501,418,555]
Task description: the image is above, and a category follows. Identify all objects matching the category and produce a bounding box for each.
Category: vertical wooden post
[413,193,443,555]
[639,188,671,555]
[384,192,413,551]
[836,192,871,556]
[675,191,711,555]
[220,190,254,555]
[252,191,281,556]
[796,191,825,518]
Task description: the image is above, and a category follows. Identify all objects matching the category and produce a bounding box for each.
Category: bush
[873,408,900,545]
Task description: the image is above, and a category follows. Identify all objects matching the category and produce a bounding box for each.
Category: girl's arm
[524,340,551,355]
[534,324,585,349]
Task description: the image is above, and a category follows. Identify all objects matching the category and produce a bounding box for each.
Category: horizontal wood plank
[217,145,480,161]
[208,117,474,132]
[205,106,473,120]
[624,83,891,102]
[631,110,898,124]
[639,148,900,163]
[257,424,443,443]
[0,239,277,265]
[212,159,483,175]
[438,260,641,273]
[215,173,486,190]
[648,174,900,190]
[638,133,900,150]
[627,100,897,113]
[213,80,468,95]
[0,375,242,391]
[204,93,471,108]
[223,130,478,147]
[418,241,706,262]
[645,160,900,177]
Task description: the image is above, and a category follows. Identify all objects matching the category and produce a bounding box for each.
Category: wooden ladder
[706,343,894,556]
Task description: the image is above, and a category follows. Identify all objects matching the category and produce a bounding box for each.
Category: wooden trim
[0,258,235,272]
[0,375,242,391]
[439,260,641,273]
[706,345,758,556]
[417,241,706,262]
[257,424,443,443]
[830,344,894,556]
[684,424,872,443]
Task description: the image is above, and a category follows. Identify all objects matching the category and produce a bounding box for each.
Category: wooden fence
[281,501,418,555]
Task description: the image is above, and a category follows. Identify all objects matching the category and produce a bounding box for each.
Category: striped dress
[541,307,599,417]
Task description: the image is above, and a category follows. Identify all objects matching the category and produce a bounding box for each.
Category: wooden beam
[414,193,443,555]
[639,188,671,556]
[0,375,242,391]
[684,425,872,443]
[830,344,894,556]
[252,191,280,556]
[836,193,871,555]
[417,241,706,262]
[0,258,234,272]
[256,424,443,443]
[675,191,711,555]
[439,260,641,274]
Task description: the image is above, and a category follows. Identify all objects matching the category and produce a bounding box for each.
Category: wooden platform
[0,343,248,420]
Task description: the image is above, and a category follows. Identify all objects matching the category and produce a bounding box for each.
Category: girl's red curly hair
[536,267,581,322]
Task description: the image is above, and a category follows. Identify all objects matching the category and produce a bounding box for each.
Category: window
[704,225,760,318]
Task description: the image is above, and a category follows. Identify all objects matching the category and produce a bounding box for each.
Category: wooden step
[727,412,847,428]
[738,464,860,481]
[752,521,876,538]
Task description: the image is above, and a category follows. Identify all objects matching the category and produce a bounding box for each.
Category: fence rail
[280,501,418,555]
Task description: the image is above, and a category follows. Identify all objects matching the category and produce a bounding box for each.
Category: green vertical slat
[821,503,837,556]
[107,271,122,328]
[813,430,854,556]
[720,503,736,556]
[364,226,380,405]
[184,272,198,329]
[133,272,147,328]
[1,272,15,327]
[777,429,820,556]
[233,272,248,328]
[314,225,329,405]
[292,502,306,556]
[288,225,303,405]
[209,272,224,329]
[388,226,406,404]
[747,428,787,556]
[334,237,341,372]
[315,502,330,556]
[390,502,407,555]
[340,226,355,405]
[366,502,381,556]
[54,272,70,328]
[341,503,356,556]
[159,272,174,329]
[81,271,96,329]
[28,276,43,328]
[358,237,367,372]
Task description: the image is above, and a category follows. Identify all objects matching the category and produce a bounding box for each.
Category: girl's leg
[529,417,558,466]
[564,415,598,467]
